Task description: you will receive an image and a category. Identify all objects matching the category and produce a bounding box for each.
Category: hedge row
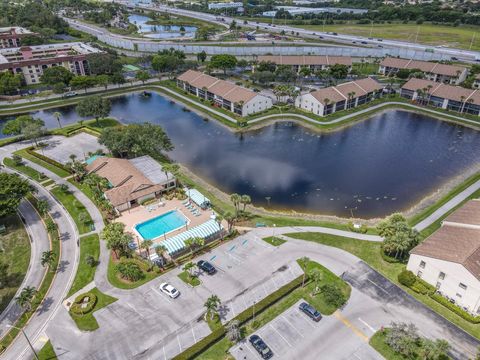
[430,293,480,324]
[26,146,71,173]
[172,275,304,360]
[70,292,98,315]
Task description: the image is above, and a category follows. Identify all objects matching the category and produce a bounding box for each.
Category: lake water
[128,14,197,39]
[2,92,480,218]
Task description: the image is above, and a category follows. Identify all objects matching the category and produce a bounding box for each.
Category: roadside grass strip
[67,234,100,297]
[50,186,93,234]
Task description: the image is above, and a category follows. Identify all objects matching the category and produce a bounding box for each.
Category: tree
[99,123,173,159]
[36,199,50,217]
[2,115,44,136]
[45,218,58,234]
[70,75,97,93]
[321,284,346,307]
[152,55,184,77]
[162,163,179,180]
[16,286,37,312]
[250,71,275,86]
[88,53,122,75]
[223,211,236,233]
[0,71,22,95]
[329,64,349,81]
[209,54,237,75]
[53,111,62,129]
[111,72,126,87]
[182,261,197,279]
[309,268,323,295]
[0,173,32,217]
[275,65,297,84]
[197,50,207,63]
[101,222,133,258]
[135,70,151,84]
[419,338,450,360]
[40,66,73,86]
[299,256,310,287]
[66,158,87,182]
[116,261,144,281]
[141,239,154,270]
[155,244,168,268]
[76,96,111,127]
[204,294,221,320]
[230,193,241,214]
[240,194,251,212]
[226,320,241,342]
[22,120,45,147]
[386,322,420,358]
[256,61,276,73]
[12,154,23,166]
[96,74,110,90]
[378,213,420,260]
[41,250,56,272]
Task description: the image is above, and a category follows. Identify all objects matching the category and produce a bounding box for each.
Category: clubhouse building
[86,155,177,212]
[407,200,480,314]
[0,42,102,85]
[400,78,480,115]
[379,57,468,85]
[295,77,384,116]
[0,27,36,49]
[177,70,273,116]
[255,55,352,73]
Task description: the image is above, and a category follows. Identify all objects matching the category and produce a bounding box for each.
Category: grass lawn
[262,236,286,246]
[49,118,120,137]
[178,271,201,287]
[369,329,423,360]
[296,22,480,50]
[206,313,223,332]
[3,157,49,182]
[68,234,100,297]
[287,232,480,340]
[41,179,55,187]
[38,340,57,360]
[352,62,379,76]
[107,255,162,289]
[50,186,93,234]
[69,287,117,331]
[14,149,70,178]
[0,215,31,313]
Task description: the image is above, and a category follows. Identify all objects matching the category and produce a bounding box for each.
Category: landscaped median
[67,234,100,297]
[173,259,350,359]
[0,195,60,352]
[3,157,50,184]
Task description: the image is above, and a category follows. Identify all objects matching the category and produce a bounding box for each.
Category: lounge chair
[182,200,189,205]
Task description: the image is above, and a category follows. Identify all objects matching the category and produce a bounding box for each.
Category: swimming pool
[134,210,188,240]
[85,154,105,165]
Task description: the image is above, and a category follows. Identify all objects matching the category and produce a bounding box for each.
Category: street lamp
[6,325,39,360]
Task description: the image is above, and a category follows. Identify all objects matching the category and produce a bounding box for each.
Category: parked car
[197,260,216,275]
[159,283,180,298]
[299,302,322,322]
[249,335,274,359]
[64,91,77,97]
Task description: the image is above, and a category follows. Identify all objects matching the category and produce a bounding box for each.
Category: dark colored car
[299,302,322,322]
[197,260,216,275]
[249,335,274,359]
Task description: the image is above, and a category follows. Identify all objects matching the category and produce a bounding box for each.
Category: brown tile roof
[444,200,480,227]
[177,70,256,103]
[411,225,480,280]
[402,78,480,105]
[257,55,352,66]
[380,57,466,77]
[86,157,168,207]
[309,77,383,105]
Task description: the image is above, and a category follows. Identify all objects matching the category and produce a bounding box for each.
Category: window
[438,272,445,280]
[456,293,462,298]
[459,283,467,290]
[419,261,426,269]
[417,270,422,278]
[435,282,441,289]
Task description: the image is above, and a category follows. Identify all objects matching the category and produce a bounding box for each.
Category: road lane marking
[367,279,389,294]
[334,310,369,342]
[358,318,376,333]
[270,324,292,347]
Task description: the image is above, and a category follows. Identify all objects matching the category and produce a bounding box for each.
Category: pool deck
[115,198,216,248]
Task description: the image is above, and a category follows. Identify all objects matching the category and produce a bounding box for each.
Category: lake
[128,14,197,39]
[2,92,480,218]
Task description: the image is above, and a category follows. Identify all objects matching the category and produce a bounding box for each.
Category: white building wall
[295,93,324,116]
[242,95,273,116]
[407,254,480,313]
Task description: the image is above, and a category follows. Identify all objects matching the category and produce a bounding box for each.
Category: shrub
[321,283,347,307]
[430,293,480,324]
[26,147,70,172]
[116,261,144,282]
[398,270,417,287]
[410,279,435,295]
[70,292,97,315]
[11,154,23,166]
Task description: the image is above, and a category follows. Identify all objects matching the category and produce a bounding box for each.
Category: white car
[159,283,180,298]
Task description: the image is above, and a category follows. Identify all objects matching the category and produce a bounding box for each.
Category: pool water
[85,154,104,165]
[135,210,187,240]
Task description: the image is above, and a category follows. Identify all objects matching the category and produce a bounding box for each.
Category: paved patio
[36,133,107,164]
[115,197,218,248]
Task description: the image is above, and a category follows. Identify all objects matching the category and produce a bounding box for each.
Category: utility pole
[6,325,39,360]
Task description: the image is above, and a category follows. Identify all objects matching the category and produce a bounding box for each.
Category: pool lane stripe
[210,255,217,261]
[228,245,236,252]
[242,239,248,246]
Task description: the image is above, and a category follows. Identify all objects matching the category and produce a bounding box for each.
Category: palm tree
[240,194,251,212]
[16,286,37,312]
[226,320,241,342]
[53,111,62,129]
[323,98,330,115]
[155,244,168,268]
[182,261,196,280]
[36,199,50,217]
[204,294,221,320]
[41,251,56,272]
[299,256,310,287]
[223,211,236,233]
[230,193,241,214]
[215,214,224,240]
[460,95,466,113]
[162,163,179,180]
[309,268,323,295]
[141,240,153,269]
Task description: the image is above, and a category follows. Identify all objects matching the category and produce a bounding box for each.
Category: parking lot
[230,300,383,360]
[36,133,106,164]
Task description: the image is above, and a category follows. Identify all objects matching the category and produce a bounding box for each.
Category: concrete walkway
[0,200,50,336]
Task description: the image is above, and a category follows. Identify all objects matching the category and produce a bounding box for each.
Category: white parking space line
[150,287,172,303]
[252,235,271,248]
[191,323,197,343]
[176,333,182,352]
[230,301,236,317]
[358,318,376,333]
[270,324,292,347]
[245,342,263,360]
[280,315,304,338]
[262,282,269,297]
[271,275,279,289]
[162,346,167,360]
[294,309,316,329]
[352,352,362,360]
[126,303,143,318]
